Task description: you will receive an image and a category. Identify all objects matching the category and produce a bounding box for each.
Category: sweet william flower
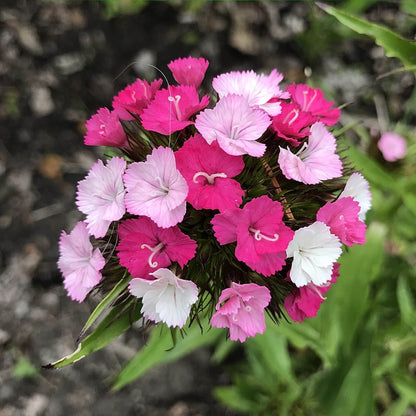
[76,157,126,238]
[123,146,188,228]
[286,221,342,287]
[141,85,209,135]
[377,131,407,162]
[58,221,105,302]
[213,69,289,116]
[168,56,209,89]
[84,107,128,148]
[195,94,271,157]
[117,217,197,279]
[278,121,343,184]
[317,197,366,246]
[129,268,198,328]
[211,282,271,342]
[174,134,245,212]
[339,173,372,221]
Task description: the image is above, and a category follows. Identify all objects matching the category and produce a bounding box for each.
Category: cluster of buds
[58,57,371,342]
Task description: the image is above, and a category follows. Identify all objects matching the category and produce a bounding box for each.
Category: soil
[0,1,414,415]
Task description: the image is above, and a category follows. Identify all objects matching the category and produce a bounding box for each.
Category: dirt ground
[0,1,413,415]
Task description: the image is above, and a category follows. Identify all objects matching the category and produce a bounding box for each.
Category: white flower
[286,222,342,287]
[339,172,372,221]
[129,268,198,328]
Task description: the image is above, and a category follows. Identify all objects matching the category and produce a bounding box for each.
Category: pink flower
[284,264,339,323]
[278,122,343,184]
[270,101,315,146]
[112,78,162,119]
[123,146,188,228]
[129,268,198,328]
[76,157,126,238]
[84,107,128,148]
[211,282,271,342]
[213,69,289,116]
[377,132,407,162]
[174,134,245,212]
[117,217,197,279]
[212,196,294,276]
[140,85,209,135]
[317,197,366,246]
[195,95,271,157]
[58,221,105,303]
[168,56,209,89]
[339,173,372,221]
[286,83,340,126]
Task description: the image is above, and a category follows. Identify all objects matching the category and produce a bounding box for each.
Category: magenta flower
[284,264,339,323]
[117,217,197,279]
[123,146,188,228]
[377,132,407,162]
[84,107,128,148]
[195,95,271,157]
[339,173,372,221]
[212,196,294,276]
[58,221,105,303]
[112,78,162,119]
[278,122,343,184]
[76,157,126,238]
[286,83,340,126]
[317,197,366,246]
[175,134,245,212]
[211,282,271,342]
[129,268,198,328]
[271,101,315,146]
[213,69,289,116]
[140,85,209,135]
[168,56,209,89]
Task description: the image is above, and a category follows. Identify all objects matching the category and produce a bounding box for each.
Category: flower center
[140,242,165,268]
[283,108,299,126]
[155,176,170,194]
[168,95,182,120]
[193,171,227,185]
[248,227,279,242]
[302,89,318,112]
[229,124,240,141]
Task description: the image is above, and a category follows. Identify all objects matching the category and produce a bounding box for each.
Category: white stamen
[309,283,326,301]
[168,94,182,120]
[248,227,279,242]
[140,242,164,268]
[339,215,344,221]
[232,314,238,322]
[295,141,308,156]
[283,108,299,126]
[155,177,170,193]
[245,305,252,312]
[193,171,227,184]
[302,89,318,112]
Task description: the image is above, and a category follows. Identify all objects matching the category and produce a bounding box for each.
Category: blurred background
[0,1,415,415]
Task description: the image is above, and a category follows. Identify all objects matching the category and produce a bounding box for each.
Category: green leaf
[317,3,416,67]
[13,356,39,379]
[214,386,261,414]
[44,300,141,369]
[112,318,222,390]
[391,373,416,403]
[397,275,416,329]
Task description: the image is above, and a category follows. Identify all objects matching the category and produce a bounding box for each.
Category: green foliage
[13,356,39,379]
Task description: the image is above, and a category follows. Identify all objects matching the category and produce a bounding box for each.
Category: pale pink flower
[284,264,339,323]
[195,95,271,157]
[76,157,126,238]
[58,221,105,303]
[286,221,342,287]
[213,69,289,116]
[212,196,294,276]
[339,173,372,221]
[168,56,209,89]
[84,107,128,148]
[117,217,197,279]
[129,268,198,328]
[286,83,340,126]
[174,134,245,212]
[123,147,188,228]
[112,78,162,119]
[278,121,343,184]
[317,197,366,246]
[377,132,407,162]
[211,282,271,342]
[141,85,209,135]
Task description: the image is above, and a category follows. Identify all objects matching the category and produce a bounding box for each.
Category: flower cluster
[58,57,371,342]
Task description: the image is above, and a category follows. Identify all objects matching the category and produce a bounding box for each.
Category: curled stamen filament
[155,177,170,192]
[140,242,164,268]
[168,94,182,120]
[283,108,299,126]
[302,89,318,112]
[295,141,308,156]
[309,283,327,301]
[193,171,227,184]
[249,227,279,242]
